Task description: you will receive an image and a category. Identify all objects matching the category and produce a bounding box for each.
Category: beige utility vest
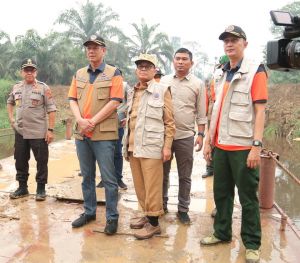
[74,64,118,141]
[210,58,259,147]
[123,80,169,159]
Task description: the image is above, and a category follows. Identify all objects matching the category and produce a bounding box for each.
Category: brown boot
[130,217,149,229]
[134,223,161,240]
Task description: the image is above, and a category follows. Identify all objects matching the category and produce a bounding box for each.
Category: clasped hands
[78,118,96,133]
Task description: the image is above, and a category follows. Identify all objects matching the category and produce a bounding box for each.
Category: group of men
[7,24,267,263]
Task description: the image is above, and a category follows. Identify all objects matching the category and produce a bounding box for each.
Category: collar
[87,62,106,73]
[173,72,192,80]
[134,79,156,93]
[223,59,243,73]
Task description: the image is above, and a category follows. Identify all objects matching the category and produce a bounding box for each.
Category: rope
[262,149,300,186]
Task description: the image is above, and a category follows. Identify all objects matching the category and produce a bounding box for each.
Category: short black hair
[174,48,193,60]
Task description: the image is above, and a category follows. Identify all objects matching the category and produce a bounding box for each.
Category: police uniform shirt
[7,80,57,139]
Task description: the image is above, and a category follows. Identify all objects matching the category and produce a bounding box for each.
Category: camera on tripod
[267,10,300,71]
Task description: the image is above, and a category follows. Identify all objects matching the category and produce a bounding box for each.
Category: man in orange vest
[68,35,123,234]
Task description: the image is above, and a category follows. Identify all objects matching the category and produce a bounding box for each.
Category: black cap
[219,25,247,40]
[83,35,106,47]
[155,68,164,77]
[21,58,37,70]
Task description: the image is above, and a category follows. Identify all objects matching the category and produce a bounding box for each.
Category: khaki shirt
[161,73,207,140]
[7,80,57,139]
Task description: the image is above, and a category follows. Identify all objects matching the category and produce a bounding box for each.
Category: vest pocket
[145,100,163,120]
[99,115,118,132]
[76,82,86,100]
[97,87,110,100]
[228,112,253,138]
[142,125,164,146]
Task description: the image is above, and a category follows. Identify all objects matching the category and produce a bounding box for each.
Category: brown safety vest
[74,64,119,141]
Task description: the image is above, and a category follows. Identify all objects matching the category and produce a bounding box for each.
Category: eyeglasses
[137,64,154,70]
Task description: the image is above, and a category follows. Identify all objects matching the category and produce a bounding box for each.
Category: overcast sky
[0,0,294,73]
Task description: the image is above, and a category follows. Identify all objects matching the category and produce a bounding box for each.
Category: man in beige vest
[68,35,123,234]
[123,54,175,239]
[201,25,268,263]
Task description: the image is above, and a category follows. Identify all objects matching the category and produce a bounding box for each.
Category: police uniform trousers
[129,154,164,216]
[14,132,49,184]
[213,147,261,250]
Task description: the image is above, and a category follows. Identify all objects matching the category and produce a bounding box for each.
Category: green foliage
[264,123,280,138]
[0,79,14,106]
[0,107,10,129]
[128,19,174,73]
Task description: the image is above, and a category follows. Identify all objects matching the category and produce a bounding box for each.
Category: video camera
[267,10,300,71]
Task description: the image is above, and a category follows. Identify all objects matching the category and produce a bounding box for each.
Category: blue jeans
[75,138,119,220]
[114,127,124,181]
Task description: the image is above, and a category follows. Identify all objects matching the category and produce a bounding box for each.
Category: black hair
[174,48,193,60]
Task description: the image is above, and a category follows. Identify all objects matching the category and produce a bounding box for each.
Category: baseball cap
[83,35,106,47]
[155,68,164,76]
[21,58,37,70]
[219,25,247,40]
[135,53,158,67]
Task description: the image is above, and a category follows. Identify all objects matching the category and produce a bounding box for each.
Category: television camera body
[267,10,300,71]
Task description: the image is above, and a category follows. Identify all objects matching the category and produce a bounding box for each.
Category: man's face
[223,36,248,60]
[173,52,193,75]
[86,43,106,64]
[136,61,156,82]
[21,67,37,84]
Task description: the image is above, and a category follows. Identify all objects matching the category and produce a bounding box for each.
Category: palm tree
[0,31,14,78]
[55,0,124,46]
[128,19,174,73]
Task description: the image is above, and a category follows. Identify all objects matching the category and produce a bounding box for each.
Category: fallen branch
[93,229,169,238]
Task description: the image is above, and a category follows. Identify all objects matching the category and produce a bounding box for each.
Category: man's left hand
[45,131,54,144]
[162,147,171,162]
[194,136,204,152]
[247,147,261,169]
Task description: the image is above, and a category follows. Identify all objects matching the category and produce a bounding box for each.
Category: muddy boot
[36,183,46,201]
[10,181,29,199]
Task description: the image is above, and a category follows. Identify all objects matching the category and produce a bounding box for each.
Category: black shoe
[118,180,127,190]
[97,181,104,188]
[9,187,29,199]
[163,205,168,214]
[177,211,191,225]
[104,219,118,235]
[36,183,46,201]
[202,171,214,178]
[72,213,96,228]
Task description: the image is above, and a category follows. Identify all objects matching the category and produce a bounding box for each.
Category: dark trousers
[14,132,49,184]
[213,147,261,250]
[163,136,194,212]
[114,127,124,181]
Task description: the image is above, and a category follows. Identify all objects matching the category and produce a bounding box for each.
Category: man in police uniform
[7,59,56,201]
[68,35,123,234]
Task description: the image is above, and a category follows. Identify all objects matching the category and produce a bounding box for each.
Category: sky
[0,0,295,75]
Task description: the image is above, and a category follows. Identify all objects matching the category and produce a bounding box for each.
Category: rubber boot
[36,183,46,201]
[9,181,29,199]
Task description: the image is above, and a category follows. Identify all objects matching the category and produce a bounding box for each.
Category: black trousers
[14,132,49,184]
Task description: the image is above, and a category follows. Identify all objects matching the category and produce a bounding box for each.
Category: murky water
[264,138,300,228]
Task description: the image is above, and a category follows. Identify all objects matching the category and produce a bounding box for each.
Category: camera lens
[286,40,300,68]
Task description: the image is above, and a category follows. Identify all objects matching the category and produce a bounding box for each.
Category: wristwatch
[197,131,205,137]
[252,140,262,147]
[48,128,54,132]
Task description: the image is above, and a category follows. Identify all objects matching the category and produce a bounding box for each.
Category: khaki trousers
[129,155,164,216]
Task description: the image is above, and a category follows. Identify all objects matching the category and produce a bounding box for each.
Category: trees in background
[0,0,208,85]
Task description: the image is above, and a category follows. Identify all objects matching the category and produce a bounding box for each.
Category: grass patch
[264,123,280,139]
